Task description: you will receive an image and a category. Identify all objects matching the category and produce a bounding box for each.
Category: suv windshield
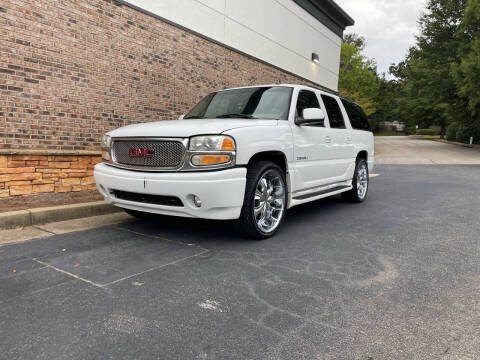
[184,86,292,120]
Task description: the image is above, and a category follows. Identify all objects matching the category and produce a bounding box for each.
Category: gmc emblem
[128,148,155,158]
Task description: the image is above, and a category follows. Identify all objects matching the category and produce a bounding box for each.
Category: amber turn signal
[191,154,231,166]
[221,137,236,151]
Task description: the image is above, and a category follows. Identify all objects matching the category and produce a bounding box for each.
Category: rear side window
[321,95,346,129]
[342,99,371,131]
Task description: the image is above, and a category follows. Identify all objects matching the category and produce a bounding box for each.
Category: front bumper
[94,163,247,220]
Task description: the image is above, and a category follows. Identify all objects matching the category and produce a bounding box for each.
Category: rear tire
[236,161,287,239]
[342,158,369,203]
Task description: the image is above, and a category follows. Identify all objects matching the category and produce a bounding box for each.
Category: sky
[335,0,428,77]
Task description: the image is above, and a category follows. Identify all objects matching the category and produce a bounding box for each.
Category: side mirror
[178,114,185,120]
[296,108,325,126]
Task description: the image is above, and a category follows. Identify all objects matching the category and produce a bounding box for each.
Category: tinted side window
[296,90,320,116]
[321,95,345,129]
[296,90,324,127]
[342,99,371,131]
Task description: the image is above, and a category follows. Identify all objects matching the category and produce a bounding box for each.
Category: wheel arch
[247,151,291,195]
[248,151,287,172]
[356,150,368,162]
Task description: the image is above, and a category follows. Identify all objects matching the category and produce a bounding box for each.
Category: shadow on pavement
[115,195,347,247]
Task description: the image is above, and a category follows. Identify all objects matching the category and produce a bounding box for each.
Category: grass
[412,135,441,139]
[432,138,474,147]
[374,132,406,136]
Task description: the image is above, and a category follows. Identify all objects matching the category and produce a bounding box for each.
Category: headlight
[101,134,112,149]
[101,135,112,161]
[189,135,235,151]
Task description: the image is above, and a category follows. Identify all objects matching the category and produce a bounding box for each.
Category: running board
[292,185,351,200]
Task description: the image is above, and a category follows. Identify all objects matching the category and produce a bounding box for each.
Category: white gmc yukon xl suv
[94,85,374,238]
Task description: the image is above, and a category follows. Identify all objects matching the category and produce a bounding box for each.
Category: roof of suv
[220,84,339,96]
[217,84,367,114]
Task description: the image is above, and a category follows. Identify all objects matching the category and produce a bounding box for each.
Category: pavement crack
[242,313,285,339]
[31,225,57,236]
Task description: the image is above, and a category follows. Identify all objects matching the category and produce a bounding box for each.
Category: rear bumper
[94,163,247,220]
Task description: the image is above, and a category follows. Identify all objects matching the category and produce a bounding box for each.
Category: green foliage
[416,129,435,136]
[339,0,480,142]
[339,34,409,132]
[446,122,459,141]
[343,33,366,49]
[394,0,466,138]
[338,37,379,116]
[451,0,480,116]
[456,118,480,143]
[369,78,402,132]
[388,0,480,143]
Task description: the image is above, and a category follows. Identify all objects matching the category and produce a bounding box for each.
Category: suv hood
[108,118,278,138]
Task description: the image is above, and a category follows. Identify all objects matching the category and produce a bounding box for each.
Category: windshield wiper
[215,114,255,119]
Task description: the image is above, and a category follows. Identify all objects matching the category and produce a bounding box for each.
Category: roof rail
[308,84,339,96]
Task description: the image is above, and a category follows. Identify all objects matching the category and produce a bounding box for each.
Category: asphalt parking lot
[375,136,480,164]
[1,139,480,359]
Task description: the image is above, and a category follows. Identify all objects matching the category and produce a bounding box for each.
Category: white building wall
[127,0,342,90]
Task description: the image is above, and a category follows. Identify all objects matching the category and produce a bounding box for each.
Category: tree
[338,35,379,116]
[451,0,480,142]
[392,0,467,137]
[369,77,403,132]
[343,33,367,49]
[340,1,480,142]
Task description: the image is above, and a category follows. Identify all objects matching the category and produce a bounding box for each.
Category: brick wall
[0,152,99,197]
[0,0,320,198]
[0,0,317,151]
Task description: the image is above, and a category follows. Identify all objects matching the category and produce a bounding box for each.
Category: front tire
[342,158,369,203]
[236,161,287,239]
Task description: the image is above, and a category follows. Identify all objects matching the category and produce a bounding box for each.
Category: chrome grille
[112,139,185,168]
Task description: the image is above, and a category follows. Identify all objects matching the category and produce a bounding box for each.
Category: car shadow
[116,195,347,248]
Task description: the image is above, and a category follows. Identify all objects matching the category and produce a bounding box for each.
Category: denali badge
[128,148,155,158]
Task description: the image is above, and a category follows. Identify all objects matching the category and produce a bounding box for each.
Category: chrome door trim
[292,185,350,200]
[292,180,349,194]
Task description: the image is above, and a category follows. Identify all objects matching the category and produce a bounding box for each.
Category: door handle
[325,136,332,144]
[345,137,352,144]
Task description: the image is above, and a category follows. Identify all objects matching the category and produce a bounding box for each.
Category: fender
[223,121,294,167]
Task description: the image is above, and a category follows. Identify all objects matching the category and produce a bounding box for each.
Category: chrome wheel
[356,162,368,200]
[253,170,285,234]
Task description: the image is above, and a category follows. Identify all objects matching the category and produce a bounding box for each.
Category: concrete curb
[431,138,477,149]
[0,201,121,230]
